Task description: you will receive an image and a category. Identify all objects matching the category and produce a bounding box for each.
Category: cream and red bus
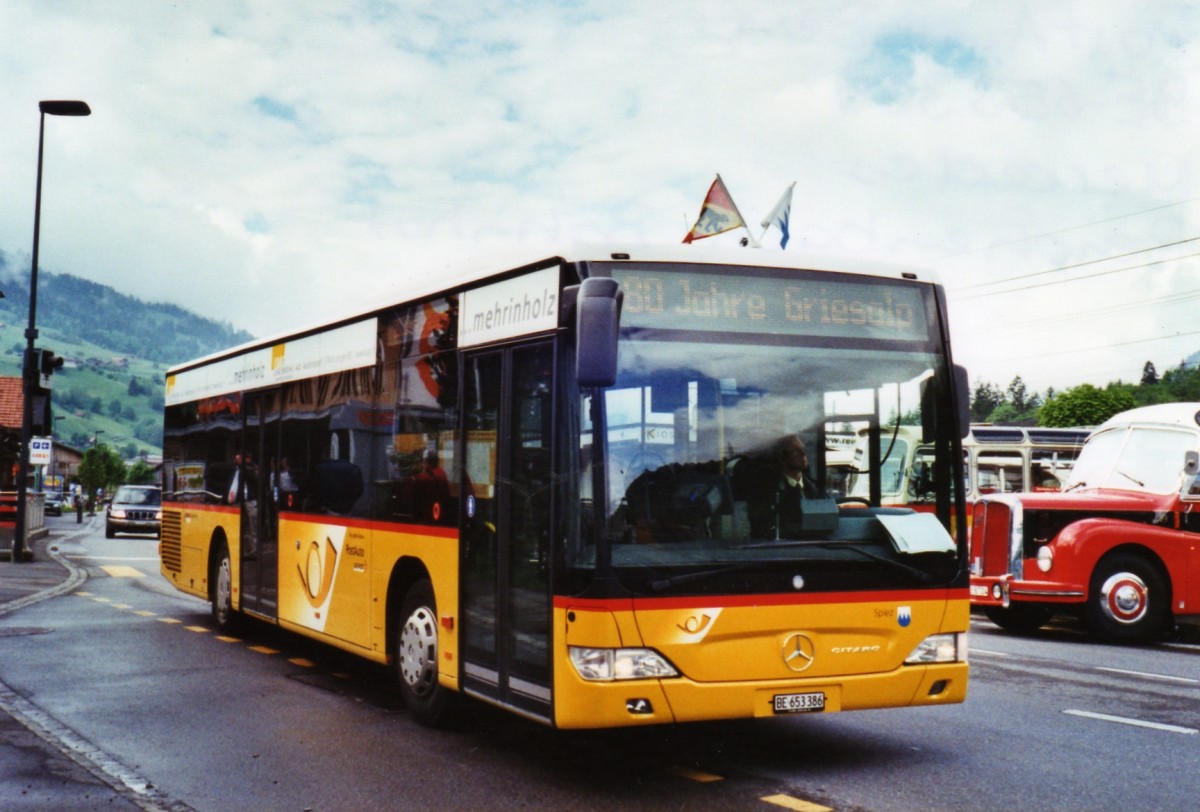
[160,245,970,729]
[845,425,1088,508]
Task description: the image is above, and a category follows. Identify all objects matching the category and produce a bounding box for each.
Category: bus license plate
[773,692,825,714]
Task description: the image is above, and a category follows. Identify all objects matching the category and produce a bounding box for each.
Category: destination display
[611,267,930,342]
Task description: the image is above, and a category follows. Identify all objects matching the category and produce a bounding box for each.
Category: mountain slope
[0,249,254,456]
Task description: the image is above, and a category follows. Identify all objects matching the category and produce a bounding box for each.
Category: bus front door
[238,388,279,620]
[460,341,554,721]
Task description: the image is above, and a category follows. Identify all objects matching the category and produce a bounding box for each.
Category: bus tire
[211,541,237,632]
[1083,552,1169,643]
[396,579,450,726]
[983,604,1054,635]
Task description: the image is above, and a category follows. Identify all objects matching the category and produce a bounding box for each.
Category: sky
[1,1,1198,397]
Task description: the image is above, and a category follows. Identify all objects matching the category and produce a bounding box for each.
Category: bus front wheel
[396,579,450,726]
[1084,553,1169,643]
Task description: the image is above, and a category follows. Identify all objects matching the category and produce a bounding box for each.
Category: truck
[969,403,1200,642]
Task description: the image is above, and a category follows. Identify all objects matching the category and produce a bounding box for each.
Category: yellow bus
[160,245,970,729]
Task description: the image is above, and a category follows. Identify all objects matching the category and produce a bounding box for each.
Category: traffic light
[25,347,63,389]
[39,348,64,377]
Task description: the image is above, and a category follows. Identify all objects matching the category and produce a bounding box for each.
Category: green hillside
[0,251,253,458]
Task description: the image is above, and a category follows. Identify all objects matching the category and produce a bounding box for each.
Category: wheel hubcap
[399,606,438,695]
[216,557,232,621]
[1100,572,1148,625]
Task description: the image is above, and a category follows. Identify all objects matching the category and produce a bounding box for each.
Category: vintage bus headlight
[1036,545,1053,573]
[904,633,967,664]
[568,646,679,681]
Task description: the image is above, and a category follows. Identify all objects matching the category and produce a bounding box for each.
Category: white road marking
[1095,666,1199,684]
[1064,709,1197,735]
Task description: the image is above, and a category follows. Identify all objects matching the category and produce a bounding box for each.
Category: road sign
[30,436,52,466]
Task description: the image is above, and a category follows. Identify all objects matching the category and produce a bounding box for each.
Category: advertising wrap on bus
[160,246,969,730]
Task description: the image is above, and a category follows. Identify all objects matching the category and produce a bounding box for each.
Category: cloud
[0,2,1197,394]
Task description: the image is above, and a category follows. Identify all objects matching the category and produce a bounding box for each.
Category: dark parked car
[106,485,162,538]
[43,492,64,516]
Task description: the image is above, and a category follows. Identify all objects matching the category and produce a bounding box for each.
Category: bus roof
[970,426,1091,446]
[1096,403,1200,432]
[167,243,942,376]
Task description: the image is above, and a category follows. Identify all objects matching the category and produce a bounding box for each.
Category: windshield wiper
[1064,480,1086,492]
[819,542,943,584]
[734,538,942,584]
[647,563,754,592]
[1117,470,1145,487]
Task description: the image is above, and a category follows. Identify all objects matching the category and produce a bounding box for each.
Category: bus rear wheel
[1084,553,1169,643]
[211,541,237,632]
[396,579,450,726]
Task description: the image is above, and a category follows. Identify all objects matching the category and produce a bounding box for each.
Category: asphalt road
[2,516,1198,811]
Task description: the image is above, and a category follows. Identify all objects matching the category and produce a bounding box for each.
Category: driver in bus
[737,432,823,538]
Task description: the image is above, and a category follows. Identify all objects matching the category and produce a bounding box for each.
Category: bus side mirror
[920,365,971,442]
[955,365,971,439]
[575,277,623,388]
[1181,450,1200,500]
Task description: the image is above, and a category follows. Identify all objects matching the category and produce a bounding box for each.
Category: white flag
[760,182,795,249]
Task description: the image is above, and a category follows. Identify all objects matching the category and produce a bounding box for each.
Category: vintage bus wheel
[396,580,450,725]
[1084,553,1169,643]
[211,542,237,632]
[983,604,1054,635]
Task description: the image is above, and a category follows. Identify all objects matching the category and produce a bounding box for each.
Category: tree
[77,444,126,506]
[1141,361,1159,386]
[1038,384,1138,428]
[971,381,1005,423]
[125,460,157,485]
[1007,376,1029,413]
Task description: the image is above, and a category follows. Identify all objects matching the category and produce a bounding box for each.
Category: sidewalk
[0,526,148,811]
[0,531,83,613]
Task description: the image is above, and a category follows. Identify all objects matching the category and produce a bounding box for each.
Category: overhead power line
[951,236,1200,292]
[991,328,1200,363]
[1005,287,1200,327]
[954,249,1200,301]
[944,195,1200,258]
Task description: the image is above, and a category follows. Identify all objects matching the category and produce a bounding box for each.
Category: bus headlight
[904,633,967,664]
[568,646,679,681]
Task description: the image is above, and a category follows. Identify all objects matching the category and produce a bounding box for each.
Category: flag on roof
[760,182,795,249]
[682,174,748,244]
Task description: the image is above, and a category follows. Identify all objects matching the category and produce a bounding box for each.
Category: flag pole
[718,173,760,248]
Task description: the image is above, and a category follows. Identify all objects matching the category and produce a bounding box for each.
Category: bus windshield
[1066,425,1198,494]
[569,264,963,596]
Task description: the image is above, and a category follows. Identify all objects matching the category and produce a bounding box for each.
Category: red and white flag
[683,175,750,243]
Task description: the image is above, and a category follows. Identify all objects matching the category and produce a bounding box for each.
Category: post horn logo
[298,537,337,608]
[782,632,816,672]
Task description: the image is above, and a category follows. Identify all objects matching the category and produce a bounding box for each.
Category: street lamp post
[11,100,90,563]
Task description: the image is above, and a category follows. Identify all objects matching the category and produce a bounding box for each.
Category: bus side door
[460,340,555,721]
[237,388,280,620]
